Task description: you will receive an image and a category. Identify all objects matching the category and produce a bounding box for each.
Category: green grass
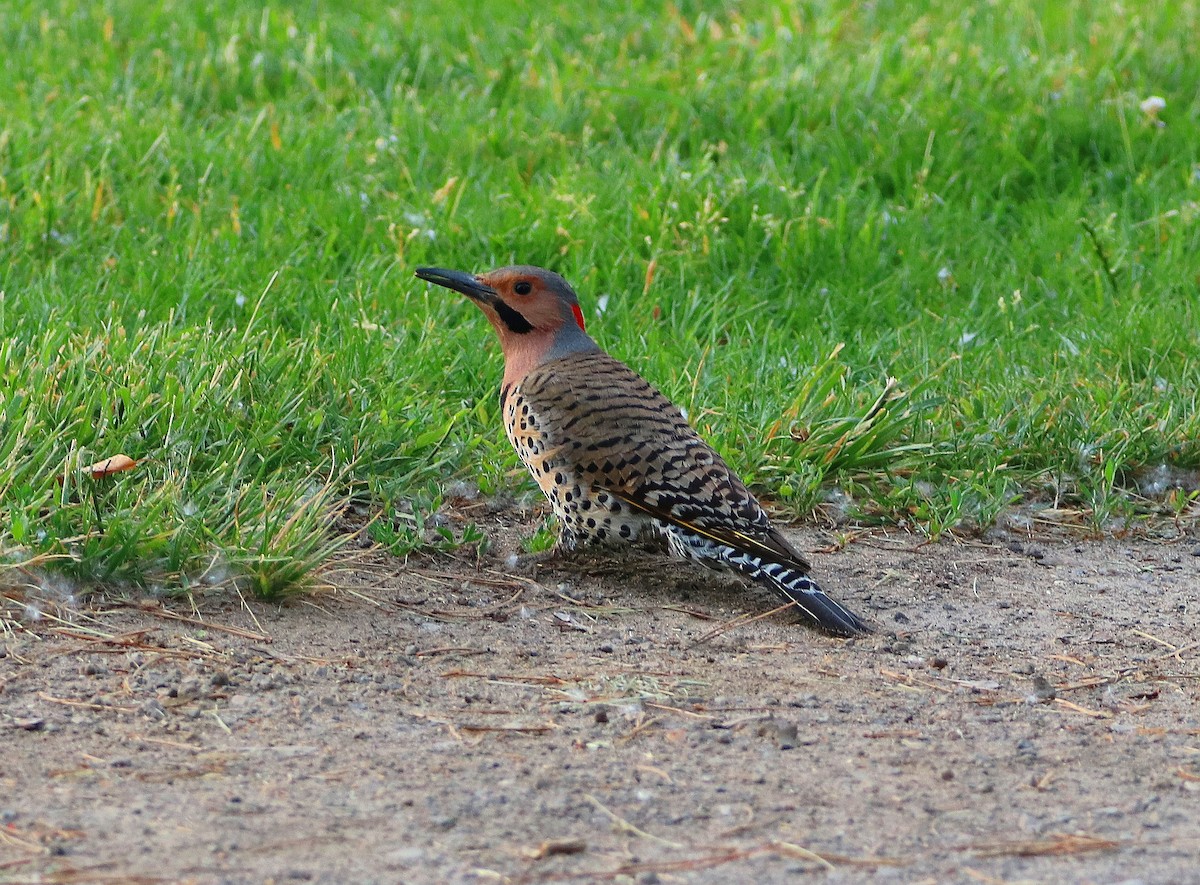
[2,0,1198,596]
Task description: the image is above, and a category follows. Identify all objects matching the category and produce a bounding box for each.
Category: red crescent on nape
[572,304,587,331]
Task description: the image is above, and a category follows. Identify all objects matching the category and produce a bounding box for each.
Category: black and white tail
[737,557,870,637]
[662,523,870,636]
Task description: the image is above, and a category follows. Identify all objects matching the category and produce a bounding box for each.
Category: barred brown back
[503,350,809,573]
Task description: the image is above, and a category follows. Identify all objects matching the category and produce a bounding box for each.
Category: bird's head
[415,265,595,373]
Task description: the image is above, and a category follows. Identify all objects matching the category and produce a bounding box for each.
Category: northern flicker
[415,265,870,636]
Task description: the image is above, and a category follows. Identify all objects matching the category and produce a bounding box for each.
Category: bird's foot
[504,545,572,577]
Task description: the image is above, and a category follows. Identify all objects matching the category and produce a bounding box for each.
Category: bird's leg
[506,545,572,576]
[504,528,577,576]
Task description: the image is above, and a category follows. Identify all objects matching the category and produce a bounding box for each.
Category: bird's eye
[514,281,533,295]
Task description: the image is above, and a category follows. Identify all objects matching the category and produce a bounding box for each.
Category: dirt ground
[3,514,1199,885]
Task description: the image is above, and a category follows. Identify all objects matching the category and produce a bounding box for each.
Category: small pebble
[537,838,587,857]
[759,718,799,750]
[1030,675,1057,703]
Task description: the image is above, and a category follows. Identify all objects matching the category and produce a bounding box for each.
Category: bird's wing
[522,352,812,573]
[605,476,812,573]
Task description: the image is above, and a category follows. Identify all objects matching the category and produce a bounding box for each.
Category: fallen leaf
[643,258,657,295]
[432,176,459,205]
[83,454,137,479]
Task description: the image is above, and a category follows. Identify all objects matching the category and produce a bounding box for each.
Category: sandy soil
[3,516,1199,885]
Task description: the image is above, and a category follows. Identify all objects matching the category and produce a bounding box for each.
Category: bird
[415,264,870,636]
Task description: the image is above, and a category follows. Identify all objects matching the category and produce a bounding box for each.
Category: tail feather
[749,560,870,637]
[660,522,870,636]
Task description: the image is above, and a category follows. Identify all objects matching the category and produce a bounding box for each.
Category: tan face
[475,268,575,334]
[414,265,587,338]
[415,263,594,386]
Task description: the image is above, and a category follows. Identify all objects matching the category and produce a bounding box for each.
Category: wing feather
[520,351,812,573]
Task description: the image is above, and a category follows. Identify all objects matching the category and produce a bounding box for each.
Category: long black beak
[414,267,498,305]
